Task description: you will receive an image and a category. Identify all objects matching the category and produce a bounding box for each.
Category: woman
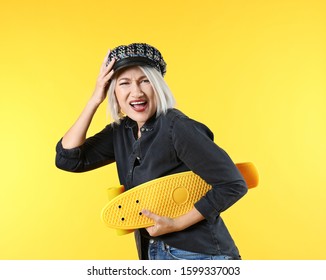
[55,43,247,260]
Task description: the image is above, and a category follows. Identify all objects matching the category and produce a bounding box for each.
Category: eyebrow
[117,75,147,81]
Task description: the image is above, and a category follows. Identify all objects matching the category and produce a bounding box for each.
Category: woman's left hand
[142,207,205,237]
[142,210,178,237]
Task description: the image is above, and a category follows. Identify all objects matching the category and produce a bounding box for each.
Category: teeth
[131,101,146,105]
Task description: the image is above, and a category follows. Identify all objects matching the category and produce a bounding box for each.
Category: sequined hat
[106,43,167,76]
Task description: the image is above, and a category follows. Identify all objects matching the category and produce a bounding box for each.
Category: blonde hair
[107,66,175,124]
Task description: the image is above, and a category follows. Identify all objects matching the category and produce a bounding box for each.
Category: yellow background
[1,0,325,260]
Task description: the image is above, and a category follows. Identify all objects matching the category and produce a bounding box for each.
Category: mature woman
[55,43,247,260]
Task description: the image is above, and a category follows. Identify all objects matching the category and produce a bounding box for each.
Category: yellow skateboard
[101,162,258,235]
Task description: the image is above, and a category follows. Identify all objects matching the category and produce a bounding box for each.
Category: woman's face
[114,66,157,128]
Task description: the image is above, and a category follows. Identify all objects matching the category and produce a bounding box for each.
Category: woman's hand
[142,210,178,237]
[61,50,115,149]
[142,207,205,237]
[90,50,115,107]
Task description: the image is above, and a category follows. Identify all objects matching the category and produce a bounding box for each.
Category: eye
[119,81,129,86]
[141,79,150,84]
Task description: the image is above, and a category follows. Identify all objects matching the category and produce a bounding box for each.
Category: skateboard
[101,162,258,235]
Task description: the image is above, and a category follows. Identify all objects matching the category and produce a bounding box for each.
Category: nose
[130,81,144,97]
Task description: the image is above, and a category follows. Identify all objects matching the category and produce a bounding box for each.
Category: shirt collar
[124,113,157,131]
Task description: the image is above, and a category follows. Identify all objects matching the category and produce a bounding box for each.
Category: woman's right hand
[61,50,116,149]
[91,50,116,106]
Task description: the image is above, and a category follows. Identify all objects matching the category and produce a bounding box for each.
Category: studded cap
[106,43,167,76]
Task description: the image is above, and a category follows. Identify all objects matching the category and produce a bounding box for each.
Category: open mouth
[130,100,148,112]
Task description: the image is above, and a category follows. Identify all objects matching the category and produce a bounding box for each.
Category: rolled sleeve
[55,139,83,171]
[55,124,116,172]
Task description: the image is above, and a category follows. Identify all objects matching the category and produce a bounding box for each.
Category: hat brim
[113,57,160,74]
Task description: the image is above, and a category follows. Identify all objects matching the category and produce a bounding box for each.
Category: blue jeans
[148,240,236,260]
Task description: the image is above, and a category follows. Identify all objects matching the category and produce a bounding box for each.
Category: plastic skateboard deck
[101,162,258,235]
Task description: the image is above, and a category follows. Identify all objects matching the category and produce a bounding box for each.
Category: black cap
[106,43,167,76]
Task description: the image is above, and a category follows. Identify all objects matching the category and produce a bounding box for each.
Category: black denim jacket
[56,109,247,259]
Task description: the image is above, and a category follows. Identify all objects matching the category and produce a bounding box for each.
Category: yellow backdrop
[1,0,325,260]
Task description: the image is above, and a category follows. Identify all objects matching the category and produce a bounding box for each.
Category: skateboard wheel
[116,229,134,236]
[107,185,125,201]
[236,162,259,189]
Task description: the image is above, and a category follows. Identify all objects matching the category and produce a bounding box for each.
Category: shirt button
[141,128,145,132]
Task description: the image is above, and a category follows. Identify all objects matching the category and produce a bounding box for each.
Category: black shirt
[56,108,247,259]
